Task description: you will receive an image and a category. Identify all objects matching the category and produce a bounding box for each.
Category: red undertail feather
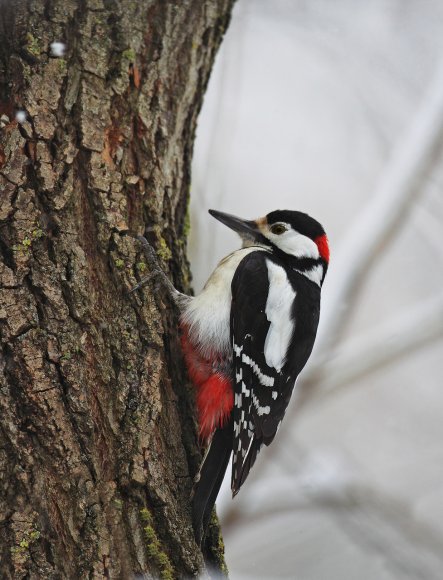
[315,234,330,263]
[196,374,233,440]
[180,330,211,387]
[180,326,234,441]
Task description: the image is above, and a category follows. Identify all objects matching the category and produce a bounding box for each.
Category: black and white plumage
[133,208,329,542]
[190,209,329,539]
[230,247,323,493]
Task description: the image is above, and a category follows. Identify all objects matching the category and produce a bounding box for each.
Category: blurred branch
[305,293,443,402]
[223,479,443,580]
[221,61,443,527]
[414,202,443,262]
[314,61,443,365]
[278,59,443,433]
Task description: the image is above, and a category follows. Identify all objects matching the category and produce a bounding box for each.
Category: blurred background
[189,1,443,578]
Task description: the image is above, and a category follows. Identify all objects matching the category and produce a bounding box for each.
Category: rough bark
[0,0,234,577]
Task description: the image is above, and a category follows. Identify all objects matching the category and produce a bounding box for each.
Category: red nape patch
[315,234,330,263]
[197,375,234,441]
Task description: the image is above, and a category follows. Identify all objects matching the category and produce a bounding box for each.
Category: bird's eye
[270,224,287,235]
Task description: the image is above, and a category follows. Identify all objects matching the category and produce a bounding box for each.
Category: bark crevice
[0,0,235,576]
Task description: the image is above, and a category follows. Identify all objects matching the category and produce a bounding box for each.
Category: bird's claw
[130,235,175,297]
[129,275,150,294]
[136,235,158,264]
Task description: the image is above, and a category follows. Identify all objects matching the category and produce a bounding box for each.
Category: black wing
[230,251,296,495]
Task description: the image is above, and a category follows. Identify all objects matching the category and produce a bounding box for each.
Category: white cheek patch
[264,260,296,372]
[267,227,320,259]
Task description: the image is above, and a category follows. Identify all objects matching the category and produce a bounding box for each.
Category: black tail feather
[232,438,262,496]
[192,422,232,544]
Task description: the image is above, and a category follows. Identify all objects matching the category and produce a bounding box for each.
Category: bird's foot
[129,235,173,294]
[130,236,190,309]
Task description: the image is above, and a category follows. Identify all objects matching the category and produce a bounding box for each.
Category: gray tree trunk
[0,1,234,577]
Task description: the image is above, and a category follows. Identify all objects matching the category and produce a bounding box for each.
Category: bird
[132,208,329,543]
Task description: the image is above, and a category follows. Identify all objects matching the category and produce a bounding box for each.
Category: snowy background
[190,1,443,578]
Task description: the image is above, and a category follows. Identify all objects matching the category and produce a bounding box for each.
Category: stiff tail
[232,437,262,496]
[192,421,232,544]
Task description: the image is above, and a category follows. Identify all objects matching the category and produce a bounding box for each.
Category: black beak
[208,209,260,239]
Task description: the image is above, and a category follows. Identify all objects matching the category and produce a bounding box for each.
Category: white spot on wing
[264,260,296,372]
[241,353,274,386]
[234,343,243,356]
[241,382,250,396]
[252,393,270,416]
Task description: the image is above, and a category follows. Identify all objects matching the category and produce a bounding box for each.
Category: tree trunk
[0,1,234,577]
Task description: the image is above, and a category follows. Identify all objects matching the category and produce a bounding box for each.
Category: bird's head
[209,209,329,265]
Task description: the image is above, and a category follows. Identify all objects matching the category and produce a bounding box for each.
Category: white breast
[181,248,265,357]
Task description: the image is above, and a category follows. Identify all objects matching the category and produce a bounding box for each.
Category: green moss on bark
[205,510,228,576]
[140,508,175,580]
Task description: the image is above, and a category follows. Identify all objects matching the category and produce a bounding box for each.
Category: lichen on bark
[0,0,235,577]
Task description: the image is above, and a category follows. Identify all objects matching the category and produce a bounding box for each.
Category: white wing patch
[264,260,296,372]
[252,393,270,415]
[241,353,275,386]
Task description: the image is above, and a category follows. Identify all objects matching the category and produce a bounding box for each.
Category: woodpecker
[133,209,329,542]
